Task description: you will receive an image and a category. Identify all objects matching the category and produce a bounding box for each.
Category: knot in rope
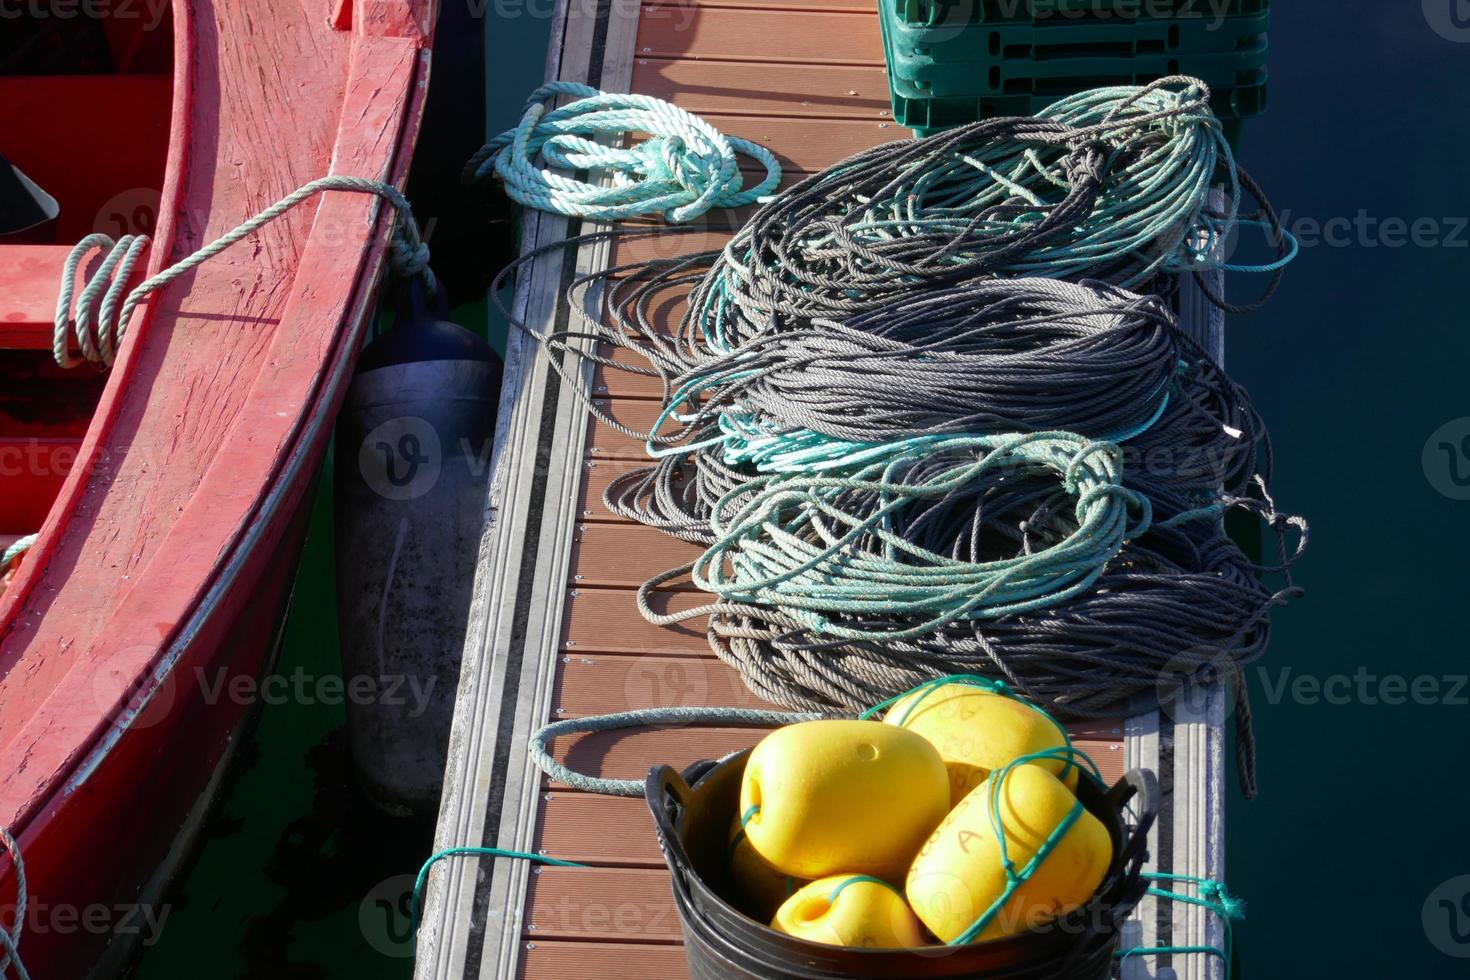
[464,81,781,223]
[53,176,435,369]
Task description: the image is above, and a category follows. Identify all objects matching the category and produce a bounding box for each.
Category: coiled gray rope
[683,77,1289,353]
[495,245,1301,796]
[54,175,434,369]
[490,84,1302,797]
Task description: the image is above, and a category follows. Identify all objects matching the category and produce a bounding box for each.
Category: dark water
[1228,4,1470,978]
[135,4,1470,978]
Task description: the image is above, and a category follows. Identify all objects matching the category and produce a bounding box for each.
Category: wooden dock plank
[576,459,637,522]
[555,653,774,714]
[534,794,666,865]
[561,586,711,654]
[569,523,705,588]
[525,868,684,943]
[590,344,669,400]
[636,5,883,65]
[584,398,666,459]
[630,58,892,119]
[517,941,689,980]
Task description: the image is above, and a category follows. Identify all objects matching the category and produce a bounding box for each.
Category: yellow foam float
[740,719,949,881]
[883,679,1079,805]
[906,761,1112,943]
[772,875,927,949]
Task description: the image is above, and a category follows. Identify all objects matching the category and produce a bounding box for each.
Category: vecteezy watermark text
[194,667,437,715]
[0,0,170,29]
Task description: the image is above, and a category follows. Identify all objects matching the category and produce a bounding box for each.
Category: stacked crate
[879,0,1269,145]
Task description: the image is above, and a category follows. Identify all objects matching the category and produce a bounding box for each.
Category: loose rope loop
[53,175,435,369]
[690,433,1152,642]
[527,706,819,797]
[464,81,782,223]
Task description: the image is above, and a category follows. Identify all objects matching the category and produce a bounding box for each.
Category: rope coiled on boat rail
[53,175,435,369]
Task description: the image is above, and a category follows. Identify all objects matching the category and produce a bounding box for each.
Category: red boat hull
[0,2,437,974]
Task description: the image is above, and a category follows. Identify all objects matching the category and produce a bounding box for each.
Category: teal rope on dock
[410,847,587,927]
[1117,872,1245,976]
[689,433,1152,641]
[528,706,819,797]
[492,77,1304,798]
[685,77,1293,351]
[464,81,781,223]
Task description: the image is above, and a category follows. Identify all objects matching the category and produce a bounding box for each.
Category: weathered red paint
[0,2,437,974]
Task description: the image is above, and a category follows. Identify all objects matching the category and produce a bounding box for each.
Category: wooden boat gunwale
[0,5,437,973]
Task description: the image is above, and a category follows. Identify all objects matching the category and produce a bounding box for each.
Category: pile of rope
[498,77,1303,796]
[464,81,782,223]
[683,76,1290,344]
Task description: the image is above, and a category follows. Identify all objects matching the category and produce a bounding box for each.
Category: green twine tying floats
[464,81,782,223]
[689,433,1151,641]
[860,674,1079,785]
[948,745,1105,945]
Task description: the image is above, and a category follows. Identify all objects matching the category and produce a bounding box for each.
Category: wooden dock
[420,2,1228,978]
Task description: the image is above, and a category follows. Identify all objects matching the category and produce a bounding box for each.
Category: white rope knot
[54,233,152,369]
[465,81,781,224]
[52,175,435,370]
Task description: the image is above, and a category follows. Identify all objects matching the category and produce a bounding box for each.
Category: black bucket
[646,750,1157,980]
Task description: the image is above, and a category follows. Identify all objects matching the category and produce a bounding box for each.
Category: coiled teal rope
[464,81,781,223]
[687,77,1292,351]
[53,175,434,369]
[491,80,1303,798]
[689,433,1151,641]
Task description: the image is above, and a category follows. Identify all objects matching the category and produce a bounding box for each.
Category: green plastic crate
[879,6,1267,96]
[888,70,1267,147]
[886,41,1268,95]
[884,9,1270,62]
[891,0,1268,29]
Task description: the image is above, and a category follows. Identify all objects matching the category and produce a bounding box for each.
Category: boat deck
[421,2,1227,978]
